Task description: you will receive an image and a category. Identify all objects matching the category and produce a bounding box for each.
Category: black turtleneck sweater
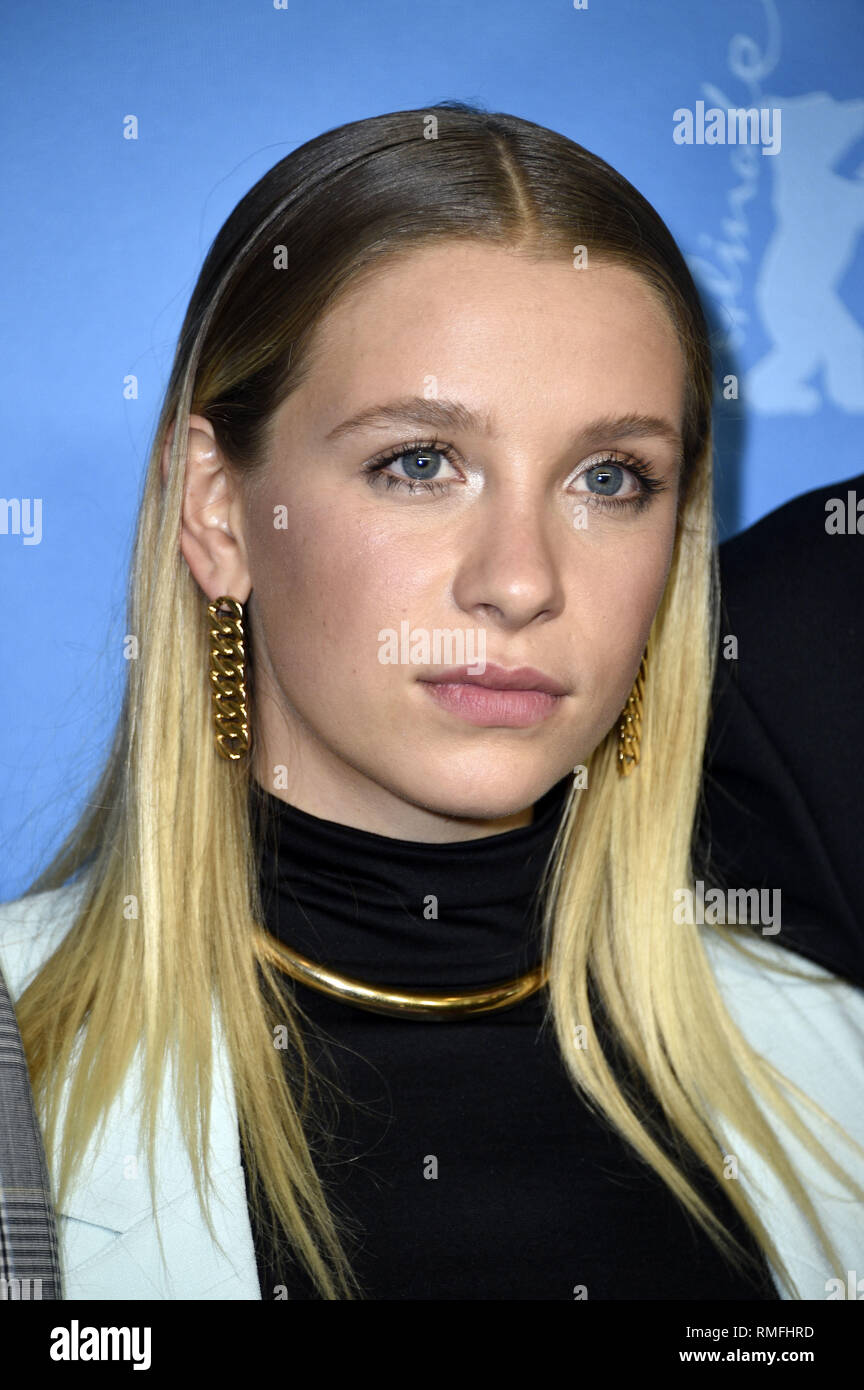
[243,776,778,1301]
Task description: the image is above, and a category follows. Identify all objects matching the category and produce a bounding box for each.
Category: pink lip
[420,664,568,696]
[418,664,568,728]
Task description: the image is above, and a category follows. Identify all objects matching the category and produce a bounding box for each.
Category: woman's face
[188,241,688,840]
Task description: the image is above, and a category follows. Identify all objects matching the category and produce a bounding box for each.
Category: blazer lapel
[1,888,261,1298]
[54,1013,261,1300]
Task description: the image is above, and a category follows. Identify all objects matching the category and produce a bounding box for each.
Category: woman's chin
[391,762,568,826]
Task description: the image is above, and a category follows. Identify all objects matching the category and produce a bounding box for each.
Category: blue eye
[398,448,445,480]
[584,463,625,495]
[573,454,667,513]
[363,438,460,496]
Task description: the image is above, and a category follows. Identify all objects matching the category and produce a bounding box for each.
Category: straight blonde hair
[17,103,863,1299]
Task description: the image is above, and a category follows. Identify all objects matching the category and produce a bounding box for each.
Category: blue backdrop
[2,0,862,898]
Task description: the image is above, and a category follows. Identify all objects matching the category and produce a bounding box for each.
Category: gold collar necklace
[256,931,548,1019]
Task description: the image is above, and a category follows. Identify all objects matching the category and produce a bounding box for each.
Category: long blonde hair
[17,103,862,1299]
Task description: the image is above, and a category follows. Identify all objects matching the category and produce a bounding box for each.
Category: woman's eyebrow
[325,396,490,441]
[325,395,683,462]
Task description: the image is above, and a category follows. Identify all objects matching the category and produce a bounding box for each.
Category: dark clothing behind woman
[243,776,778,1301]
[701,472,864,988]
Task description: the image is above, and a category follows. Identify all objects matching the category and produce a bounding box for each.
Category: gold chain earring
[617,650,647,777]
[207,597,250,761]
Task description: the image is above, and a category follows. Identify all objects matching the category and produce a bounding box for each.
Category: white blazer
[1,881,863,1301]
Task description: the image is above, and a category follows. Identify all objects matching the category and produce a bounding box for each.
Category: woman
[2,102,862,1301]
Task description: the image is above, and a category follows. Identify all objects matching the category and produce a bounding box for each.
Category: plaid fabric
[0,963,62,1299]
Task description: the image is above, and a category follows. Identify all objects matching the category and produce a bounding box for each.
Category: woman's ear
[162,414,252,604]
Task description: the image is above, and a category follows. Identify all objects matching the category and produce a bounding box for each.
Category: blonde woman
[2,103,862,1302]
